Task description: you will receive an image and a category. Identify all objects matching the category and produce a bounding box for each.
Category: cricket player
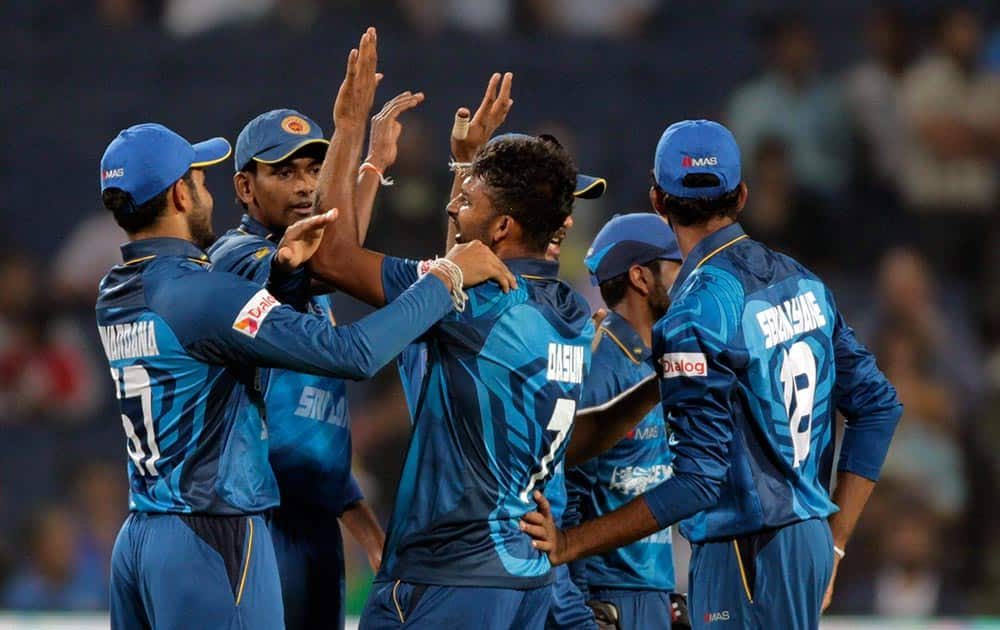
[567,212,685,630]
[521,120,903,630]
[208,89,421,629]
[305,71,595,628]
[97,117,510,628]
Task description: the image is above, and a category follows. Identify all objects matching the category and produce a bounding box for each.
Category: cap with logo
[653,119,741,199]
[584,212,682,285]
[100,123,232,208]
[486,132,607,200]
[235,109,329,172]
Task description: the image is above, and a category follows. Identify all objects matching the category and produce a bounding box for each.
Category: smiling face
[545,214,574,261]
[235,146,325,231]
[447,174,501,246]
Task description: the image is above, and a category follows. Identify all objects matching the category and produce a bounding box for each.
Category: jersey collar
[504,257,560,280]
[598,311,651,365]
[239,214,278,242]
[669,222,748,300]
[120,237,210,266]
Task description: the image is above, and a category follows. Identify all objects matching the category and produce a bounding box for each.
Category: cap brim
[575,174,607,199]
[190,137,233,168]
[252,138,330,165]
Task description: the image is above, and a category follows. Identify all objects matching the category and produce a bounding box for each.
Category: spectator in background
[51,211,125,309]
[525,0,659,38]
[739,136,835,272]
[898,7,1000,283]
[0,506,106,611]
[726,15,852,197]
[398,0,513,36]
[162,0,274,37]
[843,6,912,197]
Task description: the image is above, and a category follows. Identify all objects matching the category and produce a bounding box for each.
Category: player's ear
[170,177,192,213]
[492,214,512,244]
[649,186,666,217]
[234,172,254,207]
[628,264,649,296]
[736,181,749,212]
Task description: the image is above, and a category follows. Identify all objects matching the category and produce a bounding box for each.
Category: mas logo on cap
[681,156,718,167]
[281,116,311,135]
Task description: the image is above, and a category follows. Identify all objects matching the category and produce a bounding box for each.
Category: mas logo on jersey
[704,611,731,623]
[232,289,280,338]
[281,115,311,135]
[660,352,707,378]
[547,343,584,384]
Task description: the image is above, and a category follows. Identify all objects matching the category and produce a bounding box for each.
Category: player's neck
[128,213,194,245]
[492,240,546,262]
[674,217,735,259]
[613,299,654,349]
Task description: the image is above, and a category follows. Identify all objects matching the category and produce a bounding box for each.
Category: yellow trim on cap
[573,177,608,197]
[190,144,233,169]
[251,138,330,165]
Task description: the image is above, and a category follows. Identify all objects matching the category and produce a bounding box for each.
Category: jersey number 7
[111,365,161,477]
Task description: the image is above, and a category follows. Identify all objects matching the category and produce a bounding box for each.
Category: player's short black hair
[103,170,194,234]
[653,172,743,227]
[599,260,663,309]
[471,135,577,253]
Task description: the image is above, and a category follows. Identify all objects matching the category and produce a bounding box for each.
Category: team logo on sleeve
[660,352,707,378]
[233,289,280,338]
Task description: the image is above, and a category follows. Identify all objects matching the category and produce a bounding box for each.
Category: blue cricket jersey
[643,223,903,543]
[208,215,362,515]
[377,257,594,588]
[96,237,453,515]
[567,312,675,591]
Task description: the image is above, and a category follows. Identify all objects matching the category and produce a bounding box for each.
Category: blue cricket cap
[584,212,682,285]
[653,119,741,199]
[487,133,607,199]
[100,123,231,206]
[235,109,328,172]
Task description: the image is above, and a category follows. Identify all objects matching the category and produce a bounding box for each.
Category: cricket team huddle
[95,27,902,630]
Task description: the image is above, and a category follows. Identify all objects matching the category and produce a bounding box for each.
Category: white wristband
[833,545,846,559]
[421,258,467,312]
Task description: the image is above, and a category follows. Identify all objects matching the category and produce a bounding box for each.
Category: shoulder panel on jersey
[209,230,275,284]
[97,266,148,310]
[142,262,265,355]
[580,340,641,409]
[664,265,745,350]
[523,278,593,340]
[432,280,530,351]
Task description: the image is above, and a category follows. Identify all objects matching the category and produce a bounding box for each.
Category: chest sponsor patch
[659,352,707,378]
[233,289,280,338]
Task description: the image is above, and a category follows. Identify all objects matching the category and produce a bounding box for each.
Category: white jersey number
[779,341,817,469]
[520,398,576,503]
[111,365,161,476]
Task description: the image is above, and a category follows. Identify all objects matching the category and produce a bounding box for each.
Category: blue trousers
[589,589,673,630]
[688,518,833,630]
[361,580,551,629]
[110,512,283,630]
[546,564,597,629]
[269,507,346,630]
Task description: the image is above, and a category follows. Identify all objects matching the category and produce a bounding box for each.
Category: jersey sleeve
[210,233,311,311]
[381,256,421,303]
[335,474,364,515]
[152,266,453,380]
[830,303,903,481]
[642,284,740,529]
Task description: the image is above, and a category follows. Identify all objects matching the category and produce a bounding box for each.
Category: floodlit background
[2,0,1000,626]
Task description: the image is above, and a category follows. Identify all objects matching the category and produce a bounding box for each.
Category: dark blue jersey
[643,223,902,542]
[568,312,675,591]
[377,257,594,589]
[208,215,361,515]
[96,237,453,515]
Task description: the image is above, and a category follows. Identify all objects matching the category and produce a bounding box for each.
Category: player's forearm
[313,119,366,270]
[827,471,876,549]
[558,498,660,565]
[341,500,384,548]
[354,169,381,245]
[566,374,659,467]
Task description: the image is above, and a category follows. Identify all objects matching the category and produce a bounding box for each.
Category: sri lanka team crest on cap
[281,115,311,135]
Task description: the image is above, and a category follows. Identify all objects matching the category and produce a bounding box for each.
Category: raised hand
[333,27,382,130]
[366,91,426,172]
[274,209,338,272]
[443,240,518,293]
[519,490,569,565]
[451,72,514,162]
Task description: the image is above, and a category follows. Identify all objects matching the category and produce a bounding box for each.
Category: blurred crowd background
[2,0,1000,620]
